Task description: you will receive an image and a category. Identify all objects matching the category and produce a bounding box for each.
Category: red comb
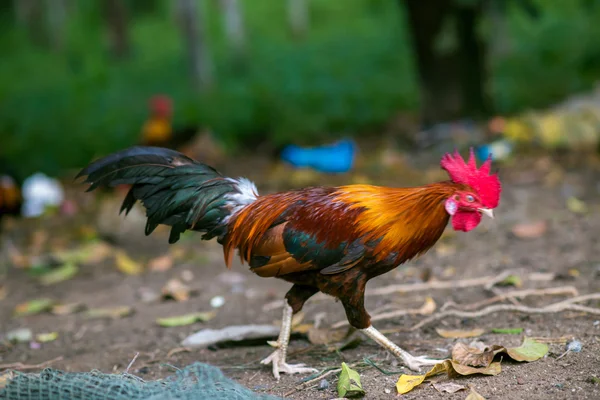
[440,148,501,208]
[149,95,173,116]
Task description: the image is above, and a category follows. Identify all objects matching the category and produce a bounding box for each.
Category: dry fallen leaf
[161,278,191,302]
[452,342,501,367]
[396,362,447,394]
[157,311,216,327]
[308,327,351,345]
[566,196,587,214]
[0,371,14,389]
[14,298,55,317]
[148,254,174,272]
[465,387,486,400]
[115,250,143,275]
[86,306,133,319]
[36,332,58,343]
[51,302,85,315]
[292,323,313,334]
[448,360,502,377]
[432,381,467,393]
[435,243,456,257]
[511,220,547,239]
[420,296,437,314]
[436,328,485,339]
[397,358,502,395]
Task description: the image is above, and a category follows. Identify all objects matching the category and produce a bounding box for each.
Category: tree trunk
[403,0,489,126]
[287,0,309,40]
[176,0,213,91]
[219,0,246,63]
[14,0,46,47]
[45,0,67,52]
[103,0,130,59]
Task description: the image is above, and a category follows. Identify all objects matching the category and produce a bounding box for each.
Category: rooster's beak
[478,208,494,219]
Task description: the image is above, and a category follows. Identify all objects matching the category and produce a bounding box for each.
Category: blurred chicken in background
[0,161,23,229]
[140,95,224,167]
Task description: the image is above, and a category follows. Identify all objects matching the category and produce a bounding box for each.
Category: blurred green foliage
[1,0,600,178]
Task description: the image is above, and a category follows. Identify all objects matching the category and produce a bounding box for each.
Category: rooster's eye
[466,195,475,202]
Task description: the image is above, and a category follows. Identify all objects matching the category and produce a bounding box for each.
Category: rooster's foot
[260,349,317,380]
[403,354,445,372]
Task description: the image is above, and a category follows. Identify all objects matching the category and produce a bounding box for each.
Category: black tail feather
[78,146,240,243]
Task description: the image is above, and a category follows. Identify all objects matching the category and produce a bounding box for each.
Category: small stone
[6,328,33,343]
[566,340,583,353]
[384,388,391,394]
[210,296,225,308]
[180,269,194,282]
[517,377,525,385]
[317,379,329,390]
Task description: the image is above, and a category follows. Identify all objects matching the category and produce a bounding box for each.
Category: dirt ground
[1,151,600,399]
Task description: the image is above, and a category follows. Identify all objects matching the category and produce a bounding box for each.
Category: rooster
[140,95,199,150]
[77,146,501,379]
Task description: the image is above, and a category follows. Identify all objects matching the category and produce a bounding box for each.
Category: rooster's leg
[261,285,319,380]
[360,325,444,371]
[341,287,444,372]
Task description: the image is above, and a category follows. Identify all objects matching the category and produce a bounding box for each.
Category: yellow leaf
[115,250,143,275]
[396,374,426,395]
[292,323,313,334]
[36,332,58,343]
[156,311,216,327]
[419,297,437,315]
[396,361,448,394]
[86,306,133,319]
[465,387,486,400]
[566,196,587,214]
[436,328,485,339]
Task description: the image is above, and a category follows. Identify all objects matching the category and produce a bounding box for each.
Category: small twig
[284,367,342,397]
[410,293,600,331]
[125,352,139,374]
[369,272,514,297]
[0,356,63,372]
[263,272,558,312]
[167,347,191,358]
[441,286,579,311]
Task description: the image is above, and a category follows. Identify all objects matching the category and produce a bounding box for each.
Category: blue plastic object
[280,139,356,173]
[476,139,513,162]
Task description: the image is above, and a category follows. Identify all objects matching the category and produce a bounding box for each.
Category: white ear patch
[445,198,458,216]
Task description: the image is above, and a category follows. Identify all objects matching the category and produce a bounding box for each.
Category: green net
[0,362,282,400]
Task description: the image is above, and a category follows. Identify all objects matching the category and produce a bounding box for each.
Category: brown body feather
[224,181,465,328]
